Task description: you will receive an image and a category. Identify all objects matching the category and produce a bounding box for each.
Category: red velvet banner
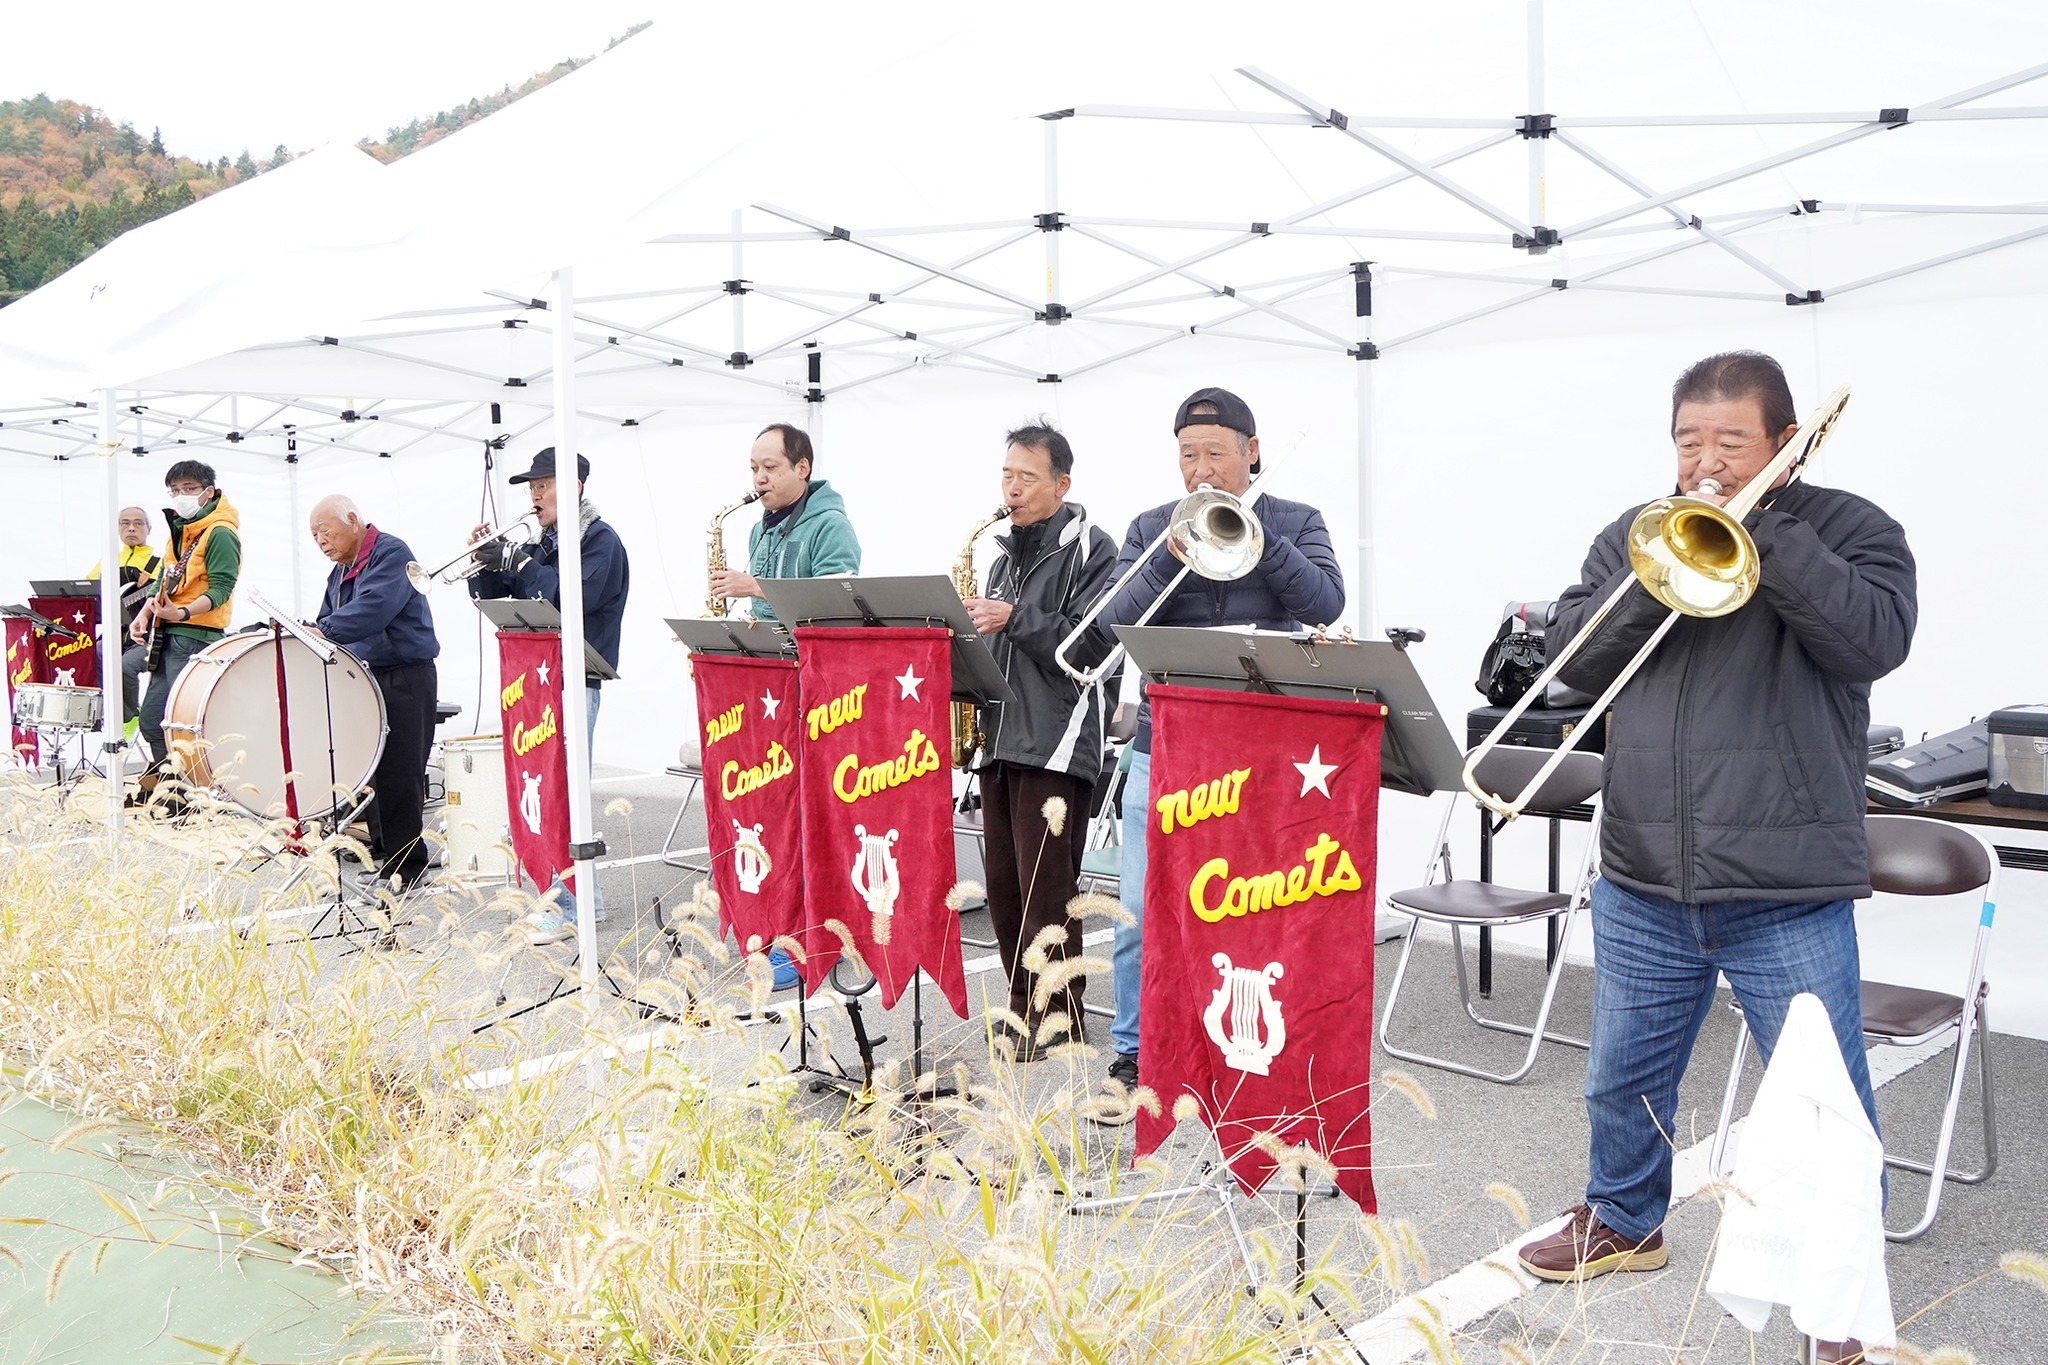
[1134,684,1386,1210]
[28,596,100,689]
[4,617,43,765]
[691,653,807,956]
[794,626,965,1014]
[496,631,573,896]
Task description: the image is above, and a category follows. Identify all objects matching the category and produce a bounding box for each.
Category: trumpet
[951,505,1012,767]
[1464,385,1852,819]
[706,492,762,618]
[406,512,541,592]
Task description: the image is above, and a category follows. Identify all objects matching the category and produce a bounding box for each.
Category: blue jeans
[548,686,604,915]
[1110,745,1151,1058]
[1584,878,1879,1242]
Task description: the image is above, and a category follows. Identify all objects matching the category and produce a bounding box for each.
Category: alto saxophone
[951,506,1012,767]
[706,491,763,617]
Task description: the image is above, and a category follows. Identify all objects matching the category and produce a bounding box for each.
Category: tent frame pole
[97,388,124,848]
[550,267,600,989]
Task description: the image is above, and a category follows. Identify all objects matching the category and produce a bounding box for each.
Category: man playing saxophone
[962,422,1118,1057]
[707,423,860,990]
[708,424,860,621]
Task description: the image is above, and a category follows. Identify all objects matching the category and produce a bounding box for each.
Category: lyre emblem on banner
[1202,953,1288,1076]
[732,820,773,894]
[850,824,901,928]
[519,771,544,835]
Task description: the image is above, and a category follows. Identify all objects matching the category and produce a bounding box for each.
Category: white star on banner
[760,690,782,720]
[536,660,551,686]
[896,666,923,702]
[1293,745,1339,799]
[73,610,86,624]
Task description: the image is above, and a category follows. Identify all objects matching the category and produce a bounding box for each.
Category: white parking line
[1344,1033,1958,1362]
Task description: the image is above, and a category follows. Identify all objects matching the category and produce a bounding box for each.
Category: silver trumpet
[407,512,542,592]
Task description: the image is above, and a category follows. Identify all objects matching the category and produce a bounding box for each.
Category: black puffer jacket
[1094,493,1345,752]
[1553,480,1916,904]
[971,502,1120,783]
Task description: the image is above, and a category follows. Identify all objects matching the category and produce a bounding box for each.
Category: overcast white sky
[0,0,657,160]
[6,0,2047,169]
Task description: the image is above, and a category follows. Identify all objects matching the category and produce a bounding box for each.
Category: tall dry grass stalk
[0,776,1390,1362]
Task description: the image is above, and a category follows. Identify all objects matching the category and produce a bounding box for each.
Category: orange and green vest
[160,492,242,638]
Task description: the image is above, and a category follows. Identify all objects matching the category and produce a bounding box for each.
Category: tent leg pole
[551,266,599,991]
[97,388,125,850]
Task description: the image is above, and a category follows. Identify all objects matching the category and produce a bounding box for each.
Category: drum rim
[161,632,388,819]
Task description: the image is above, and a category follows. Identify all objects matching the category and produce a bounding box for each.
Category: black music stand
[666,614,882,1093]
[755,576,1014,1106]
[1112,625,1465,796]
[468,598,651,1032]
[1077,625,1459,1354]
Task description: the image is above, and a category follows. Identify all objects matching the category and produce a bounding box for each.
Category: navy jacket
[469,507,631,681]
[1092,493,1345,751]
[316,527,439,669]
[1552,480,1915,903]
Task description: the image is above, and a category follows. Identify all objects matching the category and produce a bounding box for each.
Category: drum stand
[33,723,106,793]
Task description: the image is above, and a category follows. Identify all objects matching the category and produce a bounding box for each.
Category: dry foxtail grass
[0,776,1392,1362]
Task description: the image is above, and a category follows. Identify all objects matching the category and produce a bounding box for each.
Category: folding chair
[954,771,998,950]
[1710,813,1999,1242]
[1378,746,1604,1084]
[660,742,709,873]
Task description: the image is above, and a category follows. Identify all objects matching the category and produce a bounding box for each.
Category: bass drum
[440,732,515,879]
[162,632,387,819]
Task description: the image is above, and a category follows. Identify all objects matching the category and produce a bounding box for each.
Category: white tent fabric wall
[4,0,2047,1022]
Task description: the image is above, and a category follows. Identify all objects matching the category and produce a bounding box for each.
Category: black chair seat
[667,762,702,779]
[434,701,461,723]
[1862,981,1964,1041]
[1388,880,1571,924]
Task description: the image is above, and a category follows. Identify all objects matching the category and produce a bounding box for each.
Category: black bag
[1476,601,1552,707]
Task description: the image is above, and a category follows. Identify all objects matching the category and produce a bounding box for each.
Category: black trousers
[367,661,437,885]
[980,761,1092,1037]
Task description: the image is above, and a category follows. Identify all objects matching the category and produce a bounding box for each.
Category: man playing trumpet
[962,423,1118,1057]
[1515,352,1915,1365]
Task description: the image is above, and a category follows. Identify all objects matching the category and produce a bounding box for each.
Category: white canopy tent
[4,0,2045,1007]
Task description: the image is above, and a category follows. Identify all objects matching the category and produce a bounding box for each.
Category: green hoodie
[745,480,861,621]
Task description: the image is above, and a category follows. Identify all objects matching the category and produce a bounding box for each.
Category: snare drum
[162,633,387,818]
[439,732,514,878]
[11,683,103,732]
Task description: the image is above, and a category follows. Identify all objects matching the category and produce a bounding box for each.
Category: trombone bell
[1627,496,1759,619]
[1166,487,1263,581]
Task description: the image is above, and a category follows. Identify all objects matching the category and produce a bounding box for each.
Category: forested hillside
[0,21,647,305]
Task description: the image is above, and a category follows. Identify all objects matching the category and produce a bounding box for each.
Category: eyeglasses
[166,484,208,496]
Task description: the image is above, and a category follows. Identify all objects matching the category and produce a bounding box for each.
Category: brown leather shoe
[1814,1340,1864,1365]
[1517,1203,1668,1283]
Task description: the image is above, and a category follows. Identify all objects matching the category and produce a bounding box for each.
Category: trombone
[1054,483,1265,686]
[406,512,542,592]
[1464,385,1852,820]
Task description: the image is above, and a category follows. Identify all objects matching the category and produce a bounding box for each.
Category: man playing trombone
[1083,387,1344,1115]
[1514,353,1915,1365]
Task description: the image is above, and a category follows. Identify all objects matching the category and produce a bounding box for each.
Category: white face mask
[168,492,206,519]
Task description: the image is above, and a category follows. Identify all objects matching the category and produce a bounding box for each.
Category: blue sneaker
[767,947,800,992]
[526,909,574,946]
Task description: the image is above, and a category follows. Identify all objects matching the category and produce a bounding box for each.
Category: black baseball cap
[508,447,590,484]
[1173,387,1256,439]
